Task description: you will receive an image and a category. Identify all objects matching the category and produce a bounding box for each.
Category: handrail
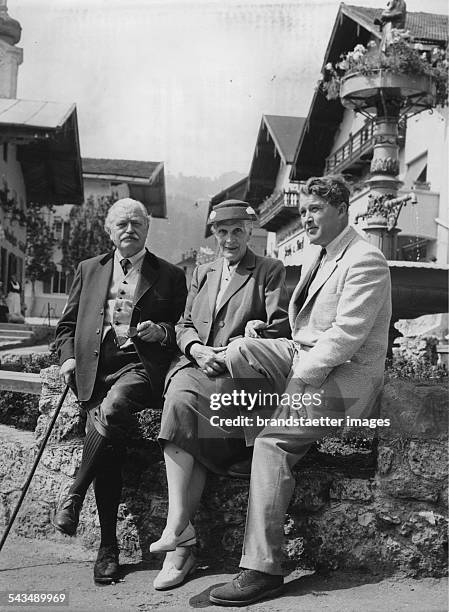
[325,118,406,173]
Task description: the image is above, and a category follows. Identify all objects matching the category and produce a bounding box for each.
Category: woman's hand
[244,320,268,338]
[190,345,227,376]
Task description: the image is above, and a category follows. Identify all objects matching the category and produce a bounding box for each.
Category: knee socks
[68,427,108,500]
[94,446,124,548]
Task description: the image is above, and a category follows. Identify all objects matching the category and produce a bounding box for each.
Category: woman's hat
[208,199,257,224]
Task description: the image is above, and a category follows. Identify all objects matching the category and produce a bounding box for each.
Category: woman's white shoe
[153,549,197,590]
[150,522,196,553]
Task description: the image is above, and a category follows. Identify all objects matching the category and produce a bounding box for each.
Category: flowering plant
[321,30,448,107]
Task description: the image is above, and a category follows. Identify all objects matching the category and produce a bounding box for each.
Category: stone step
[0,323,33,331]
[0,331,34,340]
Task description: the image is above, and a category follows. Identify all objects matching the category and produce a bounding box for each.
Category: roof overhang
[82,159,166,218]
[247,115,306,206]
[0,98,84,205]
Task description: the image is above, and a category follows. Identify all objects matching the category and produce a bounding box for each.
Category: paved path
[0,537,447,612]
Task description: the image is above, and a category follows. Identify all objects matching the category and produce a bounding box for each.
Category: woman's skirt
[159,365,252,474]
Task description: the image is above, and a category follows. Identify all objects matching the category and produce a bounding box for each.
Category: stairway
[0,322,34,349]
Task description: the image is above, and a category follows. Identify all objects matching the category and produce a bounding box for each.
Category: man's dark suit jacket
[56,249,187,404]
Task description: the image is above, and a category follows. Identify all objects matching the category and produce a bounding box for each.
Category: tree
[62,195,113,272]
[26,203,57,284]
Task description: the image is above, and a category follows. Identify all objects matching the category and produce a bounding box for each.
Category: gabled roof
[0,98,83,205]
[247,114,306,206]
[343,5,448,44]
[82,158,167,218]
[291,4,448,181]
[0,98,75,129]
[82,158,162,181]
[263,115,306,163]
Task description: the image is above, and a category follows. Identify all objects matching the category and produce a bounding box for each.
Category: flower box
[340,69,436,112]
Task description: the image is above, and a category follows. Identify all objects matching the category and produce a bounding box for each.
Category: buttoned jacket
[56,249,187,403]
[289,226,392,415]
[166,249,290,383]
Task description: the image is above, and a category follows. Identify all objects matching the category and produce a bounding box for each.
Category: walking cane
[0,384,70,554]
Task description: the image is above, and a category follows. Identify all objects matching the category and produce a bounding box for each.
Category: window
[53,218,63,240]
[407,152,429,190]
[44,270,73,294]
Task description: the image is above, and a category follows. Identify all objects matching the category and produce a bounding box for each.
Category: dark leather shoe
[94,545,120,585]
[226,458,252,479]
[53,494,83,536]
[209,569,283,606]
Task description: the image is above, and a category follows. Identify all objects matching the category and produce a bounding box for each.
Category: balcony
[258,189,300,232]
[325,118,406,175]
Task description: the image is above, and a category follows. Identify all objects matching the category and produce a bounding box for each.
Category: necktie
[296,247,326,309]
[120,258,131,276]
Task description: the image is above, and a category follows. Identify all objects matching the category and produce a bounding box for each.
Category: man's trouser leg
[225,337,295,394]
[240,427,332,575]
[69,366,152,502]
[225,337,337,575]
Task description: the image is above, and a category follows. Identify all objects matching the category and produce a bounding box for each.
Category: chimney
[0,0,22,98]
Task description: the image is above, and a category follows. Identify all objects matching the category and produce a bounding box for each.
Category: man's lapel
[303,228,357,311]
[215,249,256,316]
[133,250,160,306]
[96,252,114,306]
[206,259,223,318]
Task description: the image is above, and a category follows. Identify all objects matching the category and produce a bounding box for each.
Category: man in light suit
[151,199,290,590]
[53,198,186,584]
[210,175,392,606]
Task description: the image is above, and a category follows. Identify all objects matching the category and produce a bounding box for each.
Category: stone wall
[0,366,447,578]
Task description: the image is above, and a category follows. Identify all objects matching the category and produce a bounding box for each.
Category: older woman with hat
[150,199,290,589]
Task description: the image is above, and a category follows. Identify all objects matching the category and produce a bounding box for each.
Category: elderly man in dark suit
[53,197,186,584]
[149,199,290,590]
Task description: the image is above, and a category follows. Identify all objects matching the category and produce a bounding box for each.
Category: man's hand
[137,320,165,343]
[60,358,76,385]
[190,344,227,376]
[244,320,268,338]
[272,375,306,420]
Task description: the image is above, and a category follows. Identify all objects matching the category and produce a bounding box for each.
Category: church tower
[0,0,22,98]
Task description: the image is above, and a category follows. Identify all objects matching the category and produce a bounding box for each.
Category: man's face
[213,220,251,264]
[299,194,347,247]
[107,204,149,257]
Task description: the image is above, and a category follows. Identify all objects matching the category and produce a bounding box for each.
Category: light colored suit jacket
[166,248,290,383]
[289,226,391,416]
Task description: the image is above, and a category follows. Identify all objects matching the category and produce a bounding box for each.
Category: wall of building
[278,107,448,266]
[83,177,128,200]
[24,178,130,318]
[0,143,27,300]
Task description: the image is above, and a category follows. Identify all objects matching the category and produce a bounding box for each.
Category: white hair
[105,198,150,231]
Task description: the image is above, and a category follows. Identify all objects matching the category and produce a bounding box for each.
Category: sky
[9,0,448,178]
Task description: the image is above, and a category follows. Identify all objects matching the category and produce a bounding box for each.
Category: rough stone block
[380,380,448,439]
[330,478,374,502]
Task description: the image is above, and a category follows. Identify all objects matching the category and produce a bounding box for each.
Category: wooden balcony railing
[325,118,406,174]
[258,190,300,232]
